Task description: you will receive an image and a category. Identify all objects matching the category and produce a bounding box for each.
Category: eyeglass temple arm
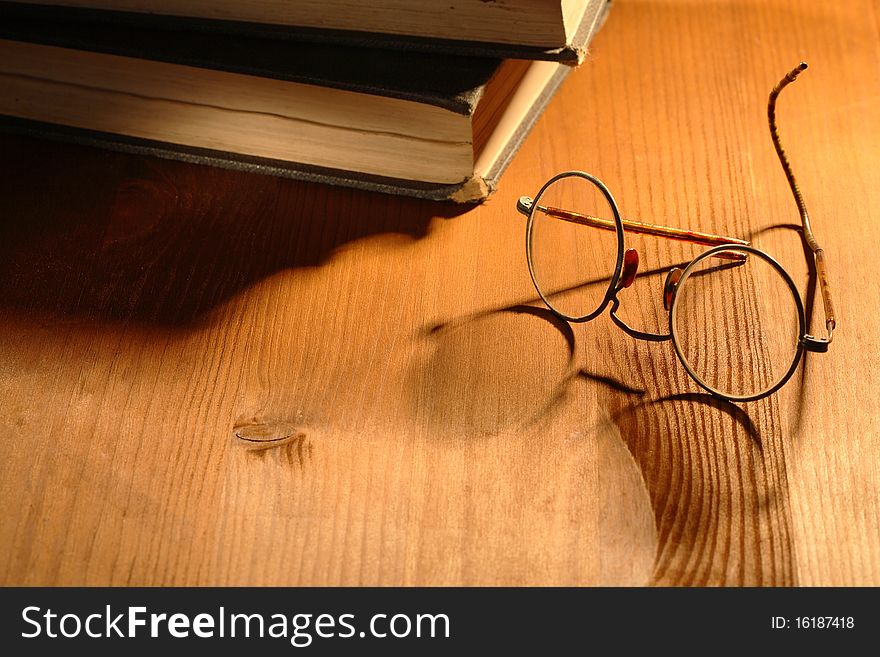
[769,62,835,345]
[516,197,749,259]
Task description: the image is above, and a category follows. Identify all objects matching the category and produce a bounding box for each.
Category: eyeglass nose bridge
[608,295,672,342]
[608,250,673,343]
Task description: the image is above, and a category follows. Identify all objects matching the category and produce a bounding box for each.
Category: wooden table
[1,0,878,586]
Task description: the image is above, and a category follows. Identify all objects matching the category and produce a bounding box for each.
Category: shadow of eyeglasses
[613,392,762,449]
[424,259,726,337]
[417,258,750,436]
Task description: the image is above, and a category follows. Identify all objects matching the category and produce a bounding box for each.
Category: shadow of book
[0,134,467,325]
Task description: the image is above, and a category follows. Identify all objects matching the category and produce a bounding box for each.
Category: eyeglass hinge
[801,335,830,353]
[517,196,533,216]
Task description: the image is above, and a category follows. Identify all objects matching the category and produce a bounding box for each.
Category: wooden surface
[1,0,878,586]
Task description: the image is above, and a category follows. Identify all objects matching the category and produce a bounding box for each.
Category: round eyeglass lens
[670,245,803,401]
[527,172,622,321]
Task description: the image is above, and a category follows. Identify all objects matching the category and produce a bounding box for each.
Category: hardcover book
[0,2,612,201]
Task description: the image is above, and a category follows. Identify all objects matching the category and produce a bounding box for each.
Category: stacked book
[0,1,611,202]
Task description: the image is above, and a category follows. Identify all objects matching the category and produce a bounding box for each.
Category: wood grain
[1,0,878,586]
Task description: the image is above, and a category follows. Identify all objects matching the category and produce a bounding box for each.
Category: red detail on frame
[664,268,683,310]
[621,249,639,288]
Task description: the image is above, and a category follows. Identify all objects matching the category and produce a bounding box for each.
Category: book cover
[0,0,612,64]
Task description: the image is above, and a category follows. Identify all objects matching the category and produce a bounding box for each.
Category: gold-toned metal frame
[515,63,833,402]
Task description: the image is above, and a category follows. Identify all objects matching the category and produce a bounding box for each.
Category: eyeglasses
[515,63,835,402]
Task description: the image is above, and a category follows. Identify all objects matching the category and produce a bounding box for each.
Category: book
[0,0,610,63]
[0,2,611,202]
